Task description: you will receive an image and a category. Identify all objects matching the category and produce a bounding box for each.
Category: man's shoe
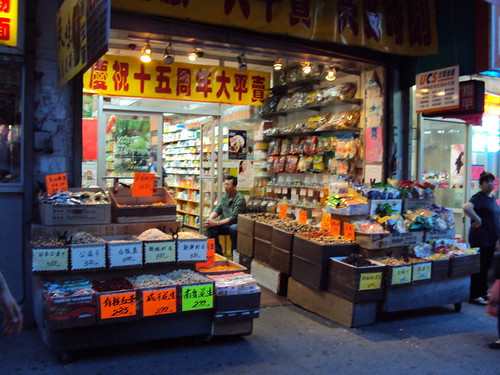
[469,297,488,305]
[488,340,500,349]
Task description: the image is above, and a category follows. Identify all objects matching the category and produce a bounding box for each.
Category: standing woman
[463,172,500,305]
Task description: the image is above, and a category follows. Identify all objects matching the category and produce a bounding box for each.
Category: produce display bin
[371,260,412,287]
[271,245,292,275]
[271,228,294,251]
[236,232,254,257]
[327,257,385,302]
[254,221,274,242]
[237,214,255,237]
[293,235,358,265]
[253,238,272,265]
[431,258,450,281]
[38,188,111,226]
[449,254,480,278]
[291,255,326,290]
[108,187,177,223]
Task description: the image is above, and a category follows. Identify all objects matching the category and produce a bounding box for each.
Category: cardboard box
[327,257,385,302]
[402,198,435,211]
[355,232,391,250]
[251,259,288,296]
[326,204,369,216]
[237,232,254,257]
[108,187,177,223]
[368,199,402,216]
[388,231,424,247]
[423,227,456,241]
[38,188,111,225]
[254,238,272,265]
[449,254,480,278]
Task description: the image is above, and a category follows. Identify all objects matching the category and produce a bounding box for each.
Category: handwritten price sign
[343,222,356,241]
[70,244,106,270]
[359,272,383,290]
[45,173,68,195]
[142,288,177,316]
[181,284,214,311]
[177,239,207,262]
[298,210,308,224]
[278,204,288,219]
[320,214,331,231]
[196,239,215,269]
[132,172,155,197]
[99,292,137,320]
[144,240,176,264]
[330,219,341,236]
[32,248,69,272]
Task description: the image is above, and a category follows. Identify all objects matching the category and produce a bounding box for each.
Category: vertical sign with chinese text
[0,0,18,47]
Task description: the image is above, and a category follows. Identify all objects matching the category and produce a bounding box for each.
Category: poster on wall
[449,144,465,188]
[228,130,247,160]
[365,127,383,163]
[365,69,384,128]
[237,160,255,190]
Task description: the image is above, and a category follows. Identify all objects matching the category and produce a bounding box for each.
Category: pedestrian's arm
[0,271,23,335]
[462,202,482,227]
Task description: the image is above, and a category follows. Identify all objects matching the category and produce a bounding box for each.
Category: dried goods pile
[127,274,176,288]
[70,232,106,244]
[300,231,354,244]
[163,269,213,285]
[198,265,242,273]
[91,277,133,292]
[207,272,259,296]
[176,231,206,239]
[137,228,173,241]
[342,253,374,267]
[31,237,67,248]
[272,220,317,234]
[241,212,280,221]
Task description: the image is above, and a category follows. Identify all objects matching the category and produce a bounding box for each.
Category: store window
[0,67,22,184]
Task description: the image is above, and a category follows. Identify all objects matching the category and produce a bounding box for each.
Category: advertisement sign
[416,66,460,113]
[228,130,248,159]
[0,0,18,47]
[84,55,270,106]
[449,144,465,189]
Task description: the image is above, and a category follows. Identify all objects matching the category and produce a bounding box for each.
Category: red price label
[142,288,177,316]
[343,222,356,241]
[298,210,307,224]
[132,172,156,197]
[279,204,288,218]
[45,173,68,195]
[320,214,331,231]
[196,238,216,269]
[330,219,341,236]
[100,292,137,320]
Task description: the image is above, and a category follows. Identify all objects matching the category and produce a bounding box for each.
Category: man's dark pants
[207,224,238,255]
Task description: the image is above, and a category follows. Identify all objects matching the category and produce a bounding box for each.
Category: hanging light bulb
[237,53,247,72]
[273,59,283,71]
[163,43,175,65]
[188,51,198,61]
[301,61,312,75]
[140,41,152,63]
[325,66,337,81]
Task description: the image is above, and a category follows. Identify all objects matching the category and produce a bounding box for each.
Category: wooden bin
[449,253,480,278]
[237,214,255,237]
[271,245,292,275]
[272,228,294,251]
[327,257,385,302]
[253,238,272,266]
[431,258,450,281]
[254,221,274,242]
[371,260,412,287]
[237,231,254,257]
[293,235,358,265]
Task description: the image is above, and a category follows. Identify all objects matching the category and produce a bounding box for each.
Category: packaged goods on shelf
[207,272,260,296]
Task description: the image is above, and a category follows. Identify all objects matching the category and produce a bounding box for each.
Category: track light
[163,43,175,64]
[188,49,204,62]
[237,53,247,72]
[140,41,152,63]
[301,61,312,75]
[325,66,337,81]
[273,59,283,71]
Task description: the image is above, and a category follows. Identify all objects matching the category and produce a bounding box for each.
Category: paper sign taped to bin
[278,204,288,219]
[45,173,68,195]
[298,210,307,224]
[144,241,176,264]
[359,272,383,290]
[412,262,432,281]
[181,284,214,311]
[142,288,177,316]
[132,172,155,197]
[343,223,355,241]
[99,292,137,319]
[108,242,143,268]
[330,219,341,236]
[320,214,331,231]
[391,266,412,285]
[196,239,215,269]
[32,248,69,272]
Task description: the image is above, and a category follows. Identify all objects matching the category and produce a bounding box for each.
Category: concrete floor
[0,296,498,375]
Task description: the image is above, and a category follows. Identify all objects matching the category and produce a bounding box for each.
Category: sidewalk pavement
[0,301,498,375]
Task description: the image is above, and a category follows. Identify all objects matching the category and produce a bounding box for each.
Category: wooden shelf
[177,209,199,216]
[175,198,199,203]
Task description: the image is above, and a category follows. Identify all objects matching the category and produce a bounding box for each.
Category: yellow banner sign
[83,55,270,106]
[111,0,438,56]
[0,0,18,47]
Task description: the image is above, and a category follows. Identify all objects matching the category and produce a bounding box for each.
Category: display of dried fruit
[299,231,353,244]
[341,254,374,267]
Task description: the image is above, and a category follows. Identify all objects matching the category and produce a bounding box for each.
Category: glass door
[200,118,219,231]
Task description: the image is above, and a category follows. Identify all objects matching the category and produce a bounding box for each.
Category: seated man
[204,175,246,255]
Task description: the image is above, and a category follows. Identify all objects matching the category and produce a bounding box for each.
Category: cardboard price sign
[343,222,356,241]
[142,288,177,316]
[177,240,207,262]
[99,292,137,319]
[132,172,156,197]
[330,219,341,236]
[45,173,68,195]
[144,241,176,264]
[32,248,69,272]
[391,266,412,285]
[70,245,106,270]
[181,284,214,311]
[298,209,308,224]
[196,239,215,269]
[412,262,432,282]
[278,204,288,219]
[359,272,383,291]
[107,242,143,268]
[320,214,331,231]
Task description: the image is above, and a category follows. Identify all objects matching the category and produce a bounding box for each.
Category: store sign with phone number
[83,55,270,106]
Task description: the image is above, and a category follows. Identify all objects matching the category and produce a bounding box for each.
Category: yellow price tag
[359,272,383,290]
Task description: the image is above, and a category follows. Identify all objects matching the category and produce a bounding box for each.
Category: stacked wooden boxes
[253,221,274,266]
[271,228,294,274]
[236,214,255,257]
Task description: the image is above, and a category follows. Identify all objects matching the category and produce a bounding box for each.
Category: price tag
[32,248,69,272]
[131,172,155,197]
[45,173,68,195]
[330,219,341,236]
[291,188,298,196]
[282,187,288,194]
[70,244,106,270]
[181,284,214,311]
[391,266,412,285]
[343,222,356,241]
[142,288,177,316]
[144,241,176,264]
[177,239,207,262]
[275,187,282,194]
[412,262,432,281]
[298,209,308,224]
[266,186,272,193]
[359,272,383,290]
[278,204,288,218]
[108,241,143,268]
[320,214,331,231]
[307,189,314,197]
[300,188,307,196]
[196,238,215,269]
[99,292,137,319]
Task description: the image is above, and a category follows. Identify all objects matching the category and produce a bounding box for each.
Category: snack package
[297,155,308,172]
[268,138,282,156]
[286,155,299,172]
[280,138,291,155]
[289,137,301,155]
[313,154,324,172]
[305,156,314,172]
[277,156,287,172]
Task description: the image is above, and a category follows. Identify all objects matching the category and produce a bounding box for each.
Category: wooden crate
[272,228,294,251]
[271,245,292,275]
[253,238,272,266]
[254,221,274,242]
[355,232,390,250]
[431,258,450,281]
[251,259,288,295]
[371,260,412,287]
[237,232,254,257]
[287,278,377,328]
[327,257,385,302]
[449,254,480,278]
[291,255,327,291]
[237,214,255,236]
[293,235,358,266]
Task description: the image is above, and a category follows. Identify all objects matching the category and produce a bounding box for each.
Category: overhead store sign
[83,55,270,106]
[111,0,438,56]
[415,66,459,113]
[423,80,485,117]
[0,0,18,47]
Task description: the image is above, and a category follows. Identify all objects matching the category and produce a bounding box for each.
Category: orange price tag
[343,222,356,241]
[278,204,288,218]
[142,288,177,316]
[330,219,341,236]
[132,172,156,197]
[320,214,331,231]
[45,173,68,195]
[99,292,137,320]
[298,209,307,224]
[196,238,216,269]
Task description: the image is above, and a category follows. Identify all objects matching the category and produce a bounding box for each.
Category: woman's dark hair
[225,175,237,186]
[479,171,495,185]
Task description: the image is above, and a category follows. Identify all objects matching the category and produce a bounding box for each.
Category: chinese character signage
[84,55,270,106]
[142,288,177,316]
[181,284,214,311]
[107,241,143,268]
[45,173,69,194]
[70,244,106,270]
[132,172,155,197]
[416,65,460,113]
[143,240,176,264]
[111,0,438,56]
[177,239,207,262]
[32,248,69,272]
[99,292,137,319]
[0,0,18,47]
[57,0,88,86]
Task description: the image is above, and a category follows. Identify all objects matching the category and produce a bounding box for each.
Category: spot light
[301,61,312,75]
[188,49,204,62]
[140,41,152,63]
[273,59,283,71]
[237,53,247,72]
[163,43,175,65]
[325,66,337,81]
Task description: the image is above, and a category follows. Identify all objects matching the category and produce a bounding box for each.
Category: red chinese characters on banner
[384,0,404,45]
[196,70,213,98]
[234,74,248,101]
[338,0,359,36]
[216,70,231,99]
[290,0,311,28]
[134,64,152,93]
[112,60,130,92]
[251,75,266,103]
[408,0,432,47]
[155,66,172,94]
[176,68,191,96]
[224,0,251,19]
[88,60,108,90]
[0,0,12,41]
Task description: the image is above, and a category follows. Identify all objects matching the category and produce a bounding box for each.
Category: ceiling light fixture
[325,66,337,81]
[140,41,152,63]
[163,42,175,64]
[237,53,247,72]
[188,49,204,62]
[273,59,283,71]
[301,61,312,75]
